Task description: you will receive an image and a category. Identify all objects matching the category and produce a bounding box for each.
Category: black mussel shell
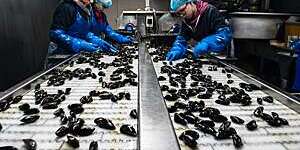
[68,103,84,114]
[67,135,80,148]
[257,98,263,105]
[130,109,138,119]
[174,113,188,126]
[60,115,68,125]
[42,103,58,109]
[65,88,72,95]
[20,115,40,124]
[89,141,98,150]
[209,114,228,123]
[125,92,131,100]
[215,99,230,106]
[23,139,37,150]
[94,117,116,130]
[23,108,40,115]
[195,123,217,136]
[167,106,177,113]
[253,106,264,117]
[157,76,166,81]
[77,126,95,136]
[230,116,245,124]
[19,103,30,111]
[12,95,23,104]
[120,124,137,137]
[262,96,274,103]
[232,134,243,148]
[179,134,197,148]
[53,108,65,117]
[55,126,69,137]
[246,120,257,131]
[197,120,215,128]
[180,130,200,140]
[80,96,93,104]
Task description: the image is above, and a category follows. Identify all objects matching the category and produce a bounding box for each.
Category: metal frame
[138,42,180,150]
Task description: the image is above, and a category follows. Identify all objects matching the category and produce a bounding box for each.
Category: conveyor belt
[0,46,138,149]
[148,47,300,150]
[1,41,300,150]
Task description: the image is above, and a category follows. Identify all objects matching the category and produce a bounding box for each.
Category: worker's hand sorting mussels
[49,0,130,54]
[166,0,232,61]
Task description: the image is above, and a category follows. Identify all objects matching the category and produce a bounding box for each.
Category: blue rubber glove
[166,46,187,61]
[73,39,99,52]
[291,39,300,53]
[105,25,133,44]
[118,36,134,44]
[193,42,209,58]
[166,36,187,61]
[193,27,232,58]
[49,29,98,53]
[86,32,117,53]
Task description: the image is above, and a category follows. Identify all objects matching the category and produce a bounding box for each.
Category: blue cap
[170,0,197,11]
[95,0,112,8]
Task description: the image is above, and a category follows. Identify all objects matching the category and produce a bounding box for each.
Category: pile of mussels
[0,45,139,149]
[150,48,289,148]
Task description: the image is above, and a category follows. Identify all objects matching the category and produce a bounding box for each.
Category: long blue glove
[166,36,187,61]
[193,27,232,58]
[49,29,99,53]
[86,32,117,53]
[105,25,133,44]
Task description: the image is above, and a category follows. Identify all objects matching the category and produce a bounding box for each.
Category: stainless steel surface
[230,12,300,16]
[231,16,283,39]
[230,12,300,39]
[138,42,180,150]
[122,11,170,14]
[145,0,150,10]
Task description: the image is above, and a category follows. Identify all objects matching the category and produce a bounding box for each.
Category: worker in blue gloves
[49,0,132,54]
[91,0,134,44]
[166,0,232,61]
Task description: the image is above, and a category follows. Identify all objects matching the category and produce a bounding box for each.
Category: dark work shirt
[50,0,91,30]
[180,4,227,41]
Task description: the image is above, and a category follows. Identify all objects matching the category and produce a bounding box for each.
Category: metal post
[145,0,150,10]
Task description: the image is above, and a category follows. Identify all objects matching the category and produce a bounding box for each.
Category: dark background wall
[0,0,60,91]
[270,0,300,13]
